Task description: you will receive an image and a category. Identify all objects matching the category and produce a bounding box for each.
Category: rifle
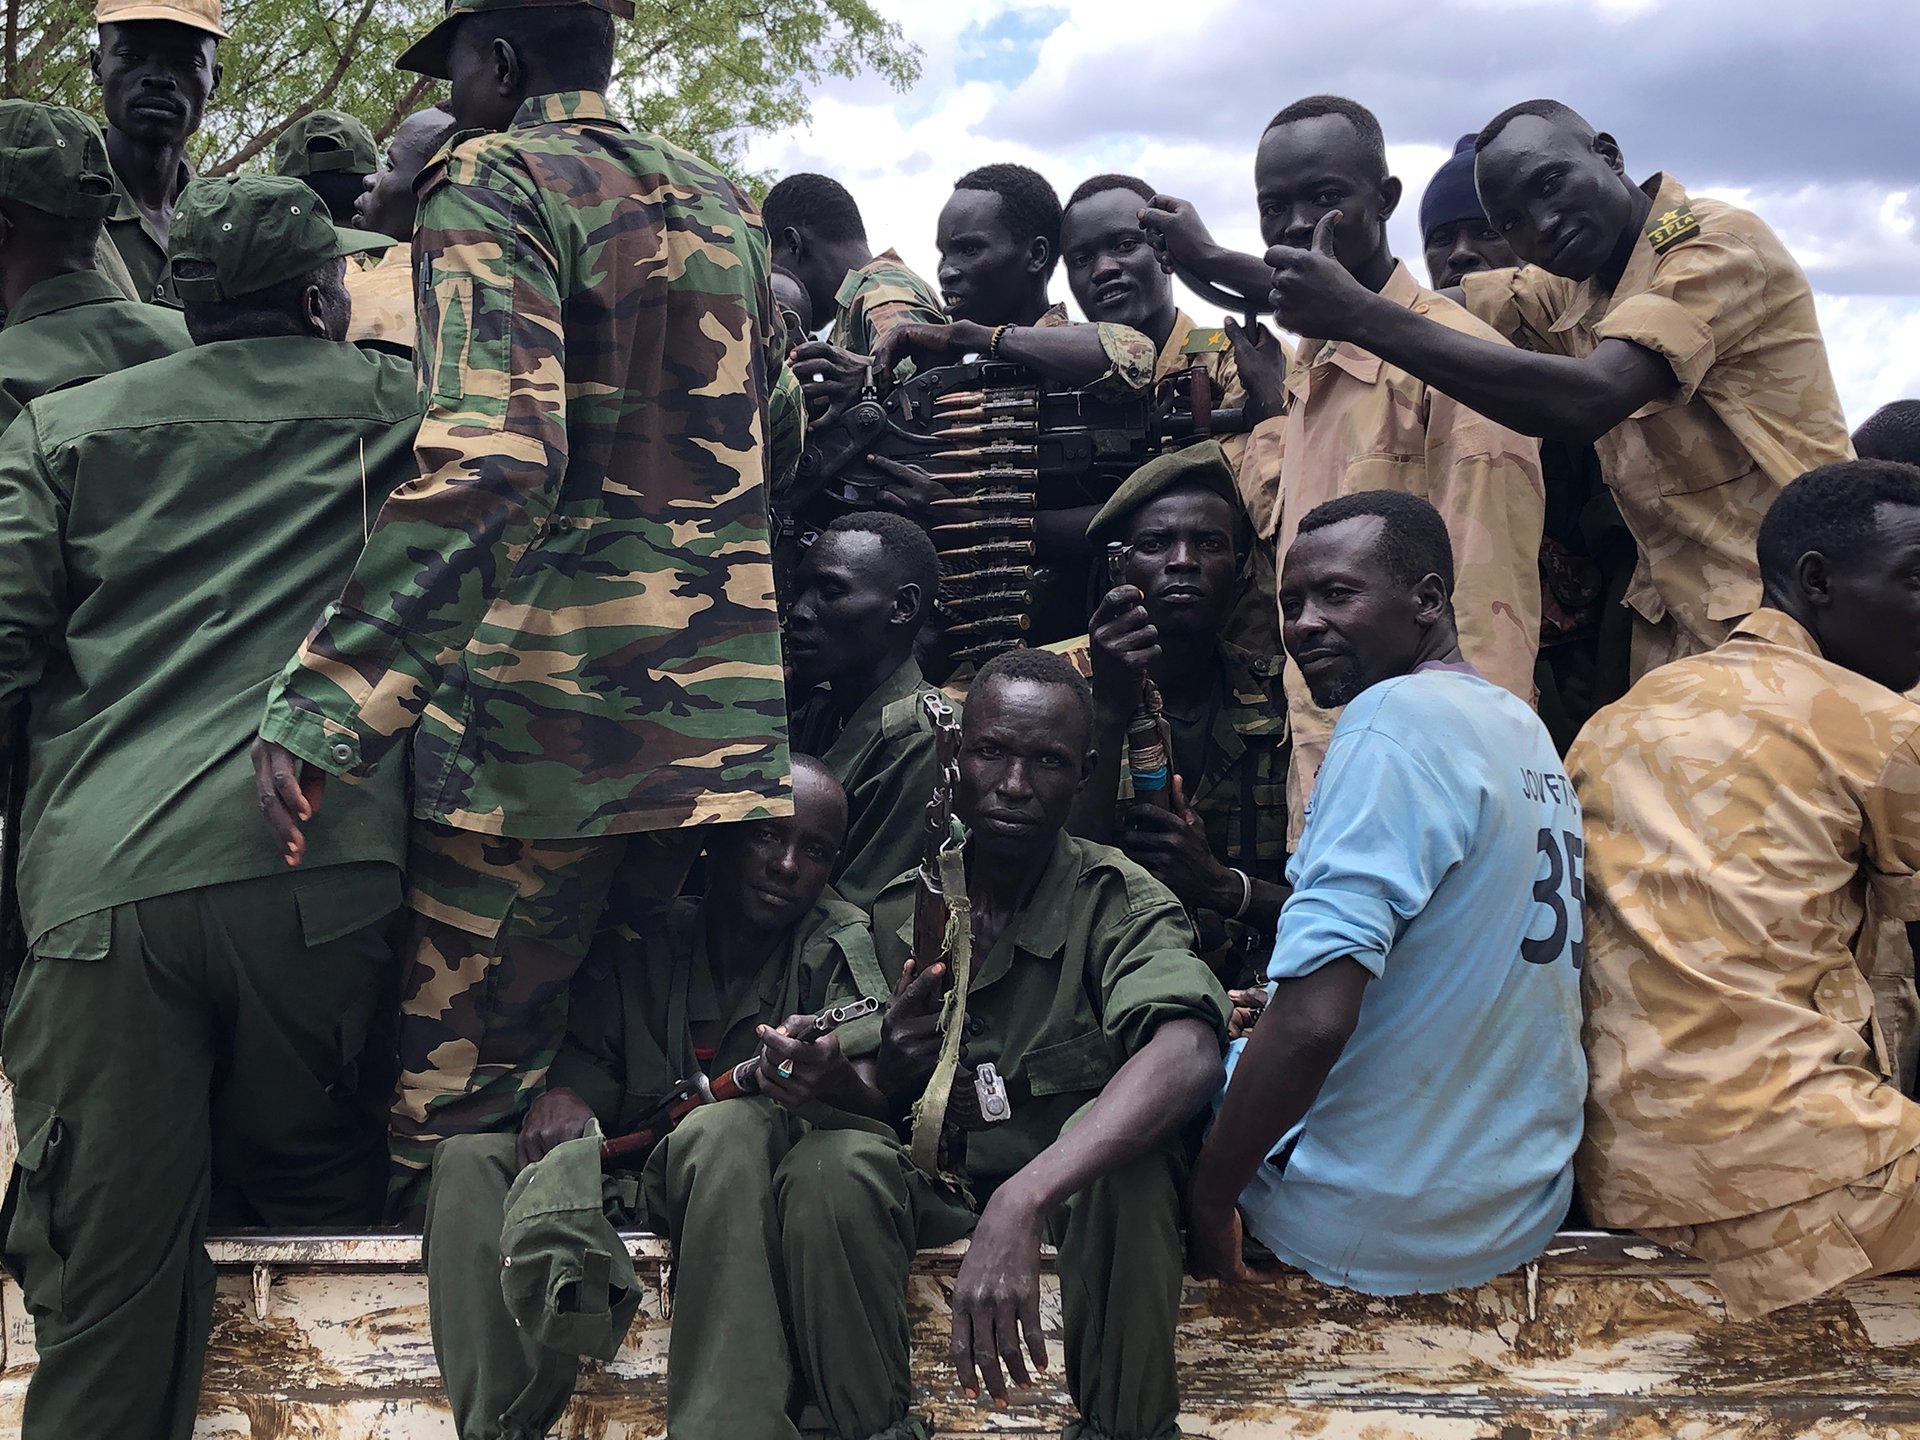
[1105,542,1174,809]
[597,995,881,1165]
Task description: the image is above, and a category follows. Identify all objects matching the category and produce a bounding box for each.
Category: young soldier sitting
[423,757,900,1440]
[1572,461,1920,1319]
[786,510,955,909]
[1065,442,1290,987]
[1189,492,1586,1295]
[866,646,1231,1436]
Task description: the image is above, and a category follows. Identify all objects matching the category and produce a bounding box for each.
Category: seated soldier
[1064,442,1289,987]
[424,756,905,1440]
[1572,461,1920,1319]
[867,646,1230,1434]
[1189,491,1586,1295]
[786,510,954,909]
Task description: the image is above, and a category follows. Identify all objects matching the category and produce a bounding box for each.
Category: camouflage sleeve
[1865,737,1920,921]
[1420,392,1545,706]
[1030,309,1154,397]
[1592,232,1769,403]
[845,276,944,356]
[0,417,65,713]
[259,140,567,777]
[768,357,806,493]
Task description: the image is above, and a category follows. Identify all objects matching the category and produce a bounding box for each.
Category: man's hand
[793,339,878,429]
[873,321,979,378]
[1138,194,1220,275]
[870,453,978,527]
[515,1087,595,1171]
[1087,584,1158,724]
[251,737,326,868]
[1120,778,1234,912]
[1223,317,1289,426]
[1266,211,1371,342]
[756,1014,857,1112]
[1185,1195,1281,1286]
[950,1188,1048,1405]
[1226,987,1268,1042]
[875,958,948,1099]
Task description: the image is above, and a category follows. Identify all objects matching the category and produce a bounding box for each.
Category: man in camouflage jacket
[254,0,795,1212]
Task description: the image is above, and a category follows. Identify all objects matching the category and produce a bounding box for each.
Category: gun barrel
[940,540,1037,561]
[933,516,1036,540]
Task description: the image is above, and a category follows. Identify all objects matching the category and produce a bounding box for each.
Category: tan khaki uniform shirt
[1569,608,1920,1230]
[1242,261,1544,839]
[345,242,416,352]
[1463,175,1852,675]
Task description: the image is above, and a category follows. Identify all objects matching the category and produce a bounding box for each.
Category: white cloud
[747,0,1920,423]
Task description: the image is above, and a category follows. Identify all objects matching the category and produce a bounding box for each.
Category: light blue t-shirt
[1230,667,1587,1295]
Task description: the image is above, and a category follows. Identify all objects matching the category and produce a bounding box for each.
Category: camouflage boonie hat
[498,1127,640,1359]
[1087,440,1241,543]
[0,103,116,220]
[272,109,378,178]
[95,0,226,38]
[169,174,392,301]
[397,0,635,80]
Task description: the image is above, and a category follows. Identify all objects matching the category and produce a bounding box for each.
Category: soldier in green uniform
[865,647,1231,1438]
[0,174,414,1440]
[271,107,379,226]
[1065,443,1290,988]
[786,510,953,909]
[92,0,225,304]
[252,0,795,1214]
[764,170,944,358]
[424,757,911,1440]
[0,102,189,433]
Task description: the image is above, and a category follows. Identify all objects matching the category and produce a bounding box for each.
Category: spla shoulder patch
[1182,328,1231,356]
[1646,203,1701,255]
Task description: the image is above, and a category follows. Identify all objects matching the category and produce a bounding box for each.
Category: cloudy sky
[745,0,1920,425]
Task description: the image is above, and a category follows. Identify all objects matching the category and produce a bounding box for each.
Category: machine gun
[791,356,1250,663]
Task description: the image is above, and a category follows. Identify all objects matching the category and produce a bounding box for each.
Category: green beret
[169,174,392,301]
[398,0,635,79]
[272,109,378,178]
[498,1126,641,1359]
[1086,441,1241,544]
[0,103,116,220]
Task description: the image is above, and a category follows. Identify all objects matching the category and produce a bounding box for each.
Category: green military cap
[0,103,117,220]
[498,1126,641,1359]
[168,174,393,302]
[397,0,636,80]
[1086,440,1242,543]
[271,109,378,178]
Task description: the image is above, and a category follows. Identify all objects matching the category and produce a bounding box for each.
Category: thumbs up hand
[1264,209,1367,340]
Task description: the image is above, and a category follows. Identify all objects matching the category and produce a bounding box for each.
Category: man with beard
[92,0,224,304]
[1143,97,1543,841]
[785,510,952,910]
[1189,491,1584,1296]
[1068,443,1290,987]
[1262,98,1853,679]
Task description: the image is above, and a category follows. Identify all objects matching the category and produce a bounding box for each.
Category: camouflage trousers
[1642,1141,1920,1320]
[389,821,702,1217]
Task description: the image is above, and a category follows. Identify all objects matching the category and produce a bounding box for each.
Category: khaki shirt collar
[1549,172,1686,336]
[6,270,131,327]
[1288,260,1422,398]
[1730,605,1817,656]
[1153,308,1203,379]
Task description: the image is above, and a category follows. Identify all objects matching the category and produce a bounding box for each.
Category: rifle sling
[908,845,974,1175]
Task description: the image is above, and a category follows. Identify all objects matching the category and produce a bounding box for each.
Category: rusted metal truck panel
[1,1230,1918,1437]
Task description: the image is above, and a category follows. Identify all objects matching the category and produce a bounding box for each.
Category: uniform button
[503,1257,512,1267]
[330,741,354,764]
[1838,1048,1861,1066]
[553,515,573,532]
[966,1016,987,1037]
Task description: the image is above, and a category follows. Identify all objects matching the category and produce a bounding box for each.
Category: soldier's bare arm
[1267,213,1672,442]
[1138,194,1275,308]
[872,319,1129,391]
[950,1016,1220,1403]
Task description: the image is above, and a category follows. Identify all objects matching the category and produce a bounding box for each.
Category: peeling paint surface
[1,1232,1918,1437]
